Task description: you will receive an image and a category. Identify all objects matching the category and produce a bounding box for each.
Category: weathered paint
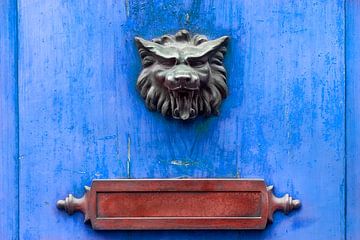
[0,0,18,238]
[0,0,349,239]
[346,0,360,239]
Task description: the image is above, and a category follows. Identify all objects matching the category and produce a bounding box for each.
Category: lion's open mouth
[169,90,198,120]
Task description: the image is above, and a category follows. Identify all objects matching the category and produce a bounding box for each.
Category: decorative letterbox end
[56,194,76,215]
[57,187,91,223]
[267,185,301,223]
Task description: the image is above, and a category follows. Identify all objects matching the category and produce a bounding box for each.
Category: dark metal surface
[134,30,229,120]
[57,179,300,230]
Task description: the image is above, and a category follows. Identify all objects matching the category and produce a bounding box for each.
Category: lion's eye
[188,59,206,67]
[159,58,177,67]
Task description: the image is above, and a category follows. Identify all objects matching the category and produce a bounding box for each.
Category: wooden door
[1,0,359,239]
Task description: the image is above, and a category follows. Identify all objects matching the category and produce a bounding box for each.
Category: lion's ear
[135,37,160,54]
[196,36,229,58]
[135,37,176,59]
[134,37,155,67]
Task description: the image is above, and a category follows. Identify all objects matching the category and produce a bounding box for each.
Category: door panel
[345,0,360,239]
[15,0,345,239]
[0,0,18,238]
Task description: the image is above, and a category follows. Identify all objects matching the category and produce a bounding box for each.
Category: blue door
[1,0,359,239]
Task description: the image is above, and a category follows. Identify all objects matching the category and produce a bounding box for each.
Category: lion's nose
[164,71,200,90]
[174,73,192,83]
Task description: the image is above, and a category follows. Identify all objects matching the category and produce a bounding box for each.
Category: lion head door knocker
[134,30,229,120]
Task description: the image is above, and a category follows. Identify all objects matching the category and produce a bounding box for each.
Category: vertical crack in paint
[125,0,129,17]
[185,13,190,25]
[127,134,131,178]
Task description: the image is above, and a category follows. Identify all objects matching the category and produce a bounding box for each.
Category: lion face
[135,30,229,120]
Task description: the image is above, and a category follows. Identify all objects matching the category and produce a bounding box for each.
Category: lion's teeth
[169,90,198,120]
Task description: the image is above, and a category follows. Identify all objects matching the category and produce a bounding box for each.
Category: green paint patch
[195,119,211,133]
